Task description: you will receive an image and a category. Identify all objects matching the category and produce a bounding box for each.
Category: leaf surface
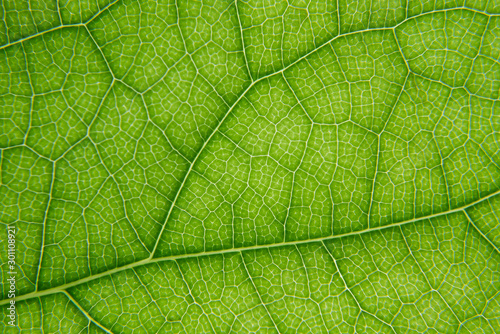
[1,0,500,333]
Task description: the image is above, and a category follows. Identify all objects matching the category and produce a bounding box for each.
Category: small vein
[239,251,280,333]
[235,0,253,82]
[463,210,500,255]
[62,290,114,334]
[34,159,55,291]
[294,244,329,331]
[174,259,218,334]
[0,0,120,51]
[399,223,463,326]
[322,240,395,331]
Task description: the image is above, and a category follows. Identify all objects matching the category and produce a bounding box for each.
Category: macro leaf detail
[1,0,500,333]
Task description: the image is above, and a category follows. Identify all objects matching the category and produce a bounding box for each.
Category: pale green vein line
[321,240,393,330]
[410,71,498,102]
[0,2,7,44]
[367,73,409,228]
[34,159,56,291]
[175,259,218,334]
[239,252,280,333]
[62,291,114,334]
[3,188,500,307]
[463,210,500,255]
[336,0,341,34]
[0,0,120,51]
[173,0,229,108]
[149,71,258,258]
[483,289,500,316]
[398,223,461,325]
[85,0,121,25]
[433,90,455,210]
[84,25,115,80]
[38,297,44,333]
[148,21,395,259]
[294,244,329,331]
[0,24,81,51]
[1,6,498,54]
[148,22,407,266]
[55,0,63,28]
[179,258,218,334]
[401,217,474,327]
[398,225,433,289]
[235,0,253,82]
[20,40,35,153]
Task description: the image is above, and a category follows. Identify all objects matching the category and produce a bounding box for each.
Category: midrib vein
[2,188,499,307]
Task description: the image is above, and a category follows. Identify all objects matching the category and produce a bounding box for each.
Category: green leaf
[1,0,500,333]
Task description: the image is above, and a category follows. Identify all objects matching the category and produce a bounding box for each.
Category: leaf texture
[1,0,500,333]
